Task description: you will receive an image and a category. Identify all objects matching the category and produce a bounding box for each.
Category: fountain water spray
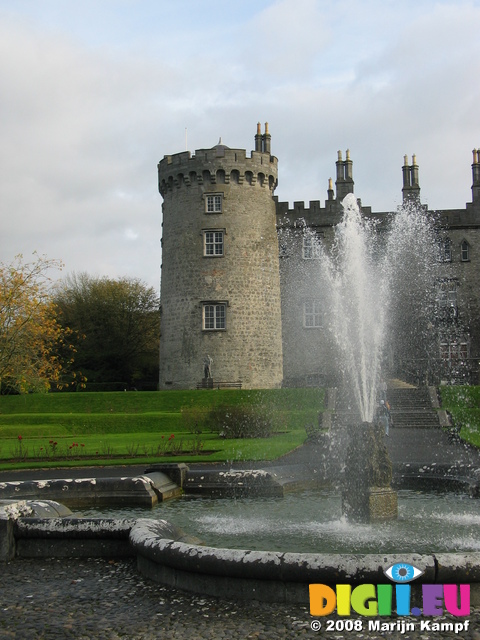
[318,193,441,421]
[320,194,387,421]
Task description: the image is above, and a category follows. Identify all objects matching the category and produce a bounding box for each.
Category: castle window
[437,279,457,307]
[205,194,222,213]
[436,279,458,320]
[440,238,452,262]
[304,300,322,328]
[461,240,470,261]
[303,234,322,259]
[440,341,468,362]
[204,230,224,256]
[203,303,226,330]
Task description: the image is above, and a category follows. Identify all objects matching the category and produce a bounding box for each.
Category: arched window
[461,240,470,262]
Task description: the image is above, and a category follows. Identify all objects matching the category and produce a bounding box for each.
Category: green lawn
[0,389,324,470]
[439,386,480,447]
[2,386,479,469]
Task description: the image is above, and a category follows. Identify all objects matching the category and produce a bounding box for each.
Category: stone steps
[387,386,441,430]
[390,411,441,429]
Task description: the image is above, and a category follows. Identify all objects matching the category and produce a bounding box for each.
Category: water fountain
[314,193,436,523]
[320,193,387,423]
[103,195,479,599]
[322,191,468,526]
[2,195,479,604]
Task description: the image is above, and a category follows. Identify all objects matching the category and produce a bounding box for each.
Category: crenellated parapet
[276,197,373,229]
[158,129,278,198]
[276,198,341,228]
[276,149,376,228]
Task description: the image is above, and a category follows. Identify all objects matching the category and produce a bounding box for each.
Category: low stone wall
[0,500,198,562]
[14,517,135,559]
[0,499,134,561]
[1,469,480,604]
[2,499,480,604]
[129,519,480,603]
[0,473,181,508]
[183,469,285,497]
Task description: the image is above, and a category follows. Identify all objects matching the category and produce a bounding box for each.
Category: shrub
[208,404,275,439]
[181,405,208,433]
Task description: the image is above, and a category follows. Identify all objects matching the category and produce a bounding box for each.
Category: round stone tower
[158,123,283,389]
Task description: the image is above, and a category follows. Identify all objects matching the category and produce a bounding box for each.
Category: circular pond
[79,488,480,554]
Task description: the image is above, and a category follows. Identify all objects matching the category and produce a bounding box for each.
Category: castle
[158,124,480,389]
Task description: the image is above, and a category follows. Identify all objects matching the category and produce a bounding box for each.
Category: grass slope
[439,386,480,447]
[0,389,324,470]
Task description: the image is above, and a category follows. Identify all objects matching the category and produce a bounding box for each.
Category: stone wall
[158,143,283,389]
[157,134,480,389]
[440,215,480,375]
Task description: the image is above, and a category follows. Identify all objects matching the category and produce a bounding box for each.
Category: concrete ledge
[0,475,163,508]
[130,520,440,602]
[437,409,452,427]
[14,517,135,559]
[145,471,182,500]
[145,464,189,489]
[0,515,14,561]
[15,517,135,539]
[428,386,440,409]
[1,499,138,560]
[435,552,480,583]
[16,537,133,558]
[2,505,480,603]
[130,519,480,603]
[184,469,285,497]
[0,499,75,561]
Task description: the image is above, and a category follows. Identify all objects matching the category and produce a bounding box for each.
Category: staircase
[387,385,441,429]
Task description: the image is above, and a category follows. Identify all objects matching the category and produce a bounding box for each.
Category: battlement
[276,196,375,228]
[158,125,278,198]
[276,198,343,227]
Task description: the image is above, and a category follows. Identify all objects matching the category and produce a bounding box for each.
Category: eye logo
[384,563,424,583]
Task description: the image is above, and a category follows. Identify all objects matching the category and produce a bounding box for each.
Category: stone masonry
[158,124,283,389]
[158,125,480,389]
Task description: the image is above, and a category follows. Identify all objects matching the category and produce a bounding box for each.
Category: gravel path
[1,558,480,640]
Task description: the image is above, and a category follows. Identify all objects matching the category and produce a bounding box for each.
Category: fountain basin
[1,471,480,604]
[129,519,480,603]
[79,488,479,554]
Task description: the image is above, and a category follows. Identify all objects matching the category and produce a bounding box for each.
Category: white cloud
[245,0,332,78]
[0,1,479,290]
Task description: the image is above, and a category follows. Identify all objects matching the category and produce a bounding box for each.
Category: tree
[0,254,80,393]
[54,273,160,387]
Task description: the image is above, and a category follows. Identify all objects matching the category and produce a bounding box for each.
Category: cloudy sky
[1,0,479,290]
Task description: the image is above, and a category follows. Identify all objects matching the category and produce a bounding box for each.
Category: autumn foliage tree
[0,254,81,393]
